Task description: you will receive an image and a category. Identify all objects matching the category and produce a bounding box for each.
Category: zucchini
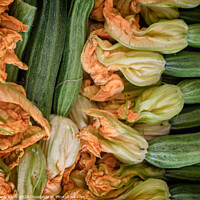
[178,79,200,104]
[170,105,200,130]
[53,0,94,117]
[162,74,182,85]
[179,6,200,24]
[170,184,200,200]
[24,0,68,119]
[164,51,200,77]
[188,24,200,48]
[165,163,200,182]
[145,132,200,168]
[6,0,37,82]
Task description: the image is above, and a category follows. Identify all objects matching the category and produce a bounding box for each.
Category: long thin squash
[146,132,200,168]
[6,0,37,82]
[53,0,94,117]
[24,0,68,119]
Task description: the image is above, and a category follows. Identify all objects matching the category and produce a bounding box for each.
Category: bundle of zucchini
[2,0,200,199]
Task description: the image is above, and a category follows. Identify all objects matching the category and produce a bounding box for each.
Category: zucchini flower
[95,35,166,86]
[17,144,47,200]
[82,31,165,87]
[78,108,148,164]
[133,84,184,125]
[69,95,97,130]
[133,121,171,140]
[112,178,170,200]
[137,0,200,8]
[85,158,164,199]
[41,115,80,196]
[103,0,188,54]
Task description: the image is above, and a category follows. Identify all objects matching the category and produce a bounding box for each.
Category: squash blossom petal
[134,84,184,125]
[95,35,166,86]
[17,144,47,200]
[69,95,97,130]
[133,121,171,140]
[103,0,188,54]
[139,6,179,25]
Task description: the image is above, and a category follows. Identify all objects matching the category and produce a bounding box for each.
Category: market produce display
[0,0,200,199]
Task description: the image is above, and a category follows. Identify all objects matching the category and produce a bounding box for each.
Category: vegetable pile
[1,0,200,199]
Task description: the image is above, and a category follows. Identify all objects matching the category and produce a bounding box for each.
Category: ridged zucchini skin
[164,51,200,77]
[165,164,200,182]
[145,132,200,168]
[188,24,200,48]
[53,0,94,117]
[178,79,200,104]
[24,0,68,119]
[6,0,37,82]
[179,6,200,24]
[170,105,200,130]
[170,184,200,200]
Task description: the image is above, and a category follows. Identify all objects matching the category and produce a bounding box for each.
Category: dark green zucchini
[53,0,94,117]
[188,24,200,48]
[6,0,37,82]
[24,0,68,119]
[161,74,183,85]
[145,132,200,168]
[170,184,200,200]
[178,79,200,104]
[170,105,200,130]
[165,164,200,182]
[179,6,200,24]
[164,51,200,77]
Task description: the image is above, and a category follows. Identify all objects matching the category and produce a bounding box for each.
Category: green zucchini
[170,105,200,130]
[179,6,200,24]
[53,0,94,117]
[165,163,200,182]
[170,184,200,200]
[178,79,200,104]
[6,0,37,82]
[164,51,200,77]
[24,0,68,119]
[188,24,200,48]
[162,74,182,85]
[145,132,200,168]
